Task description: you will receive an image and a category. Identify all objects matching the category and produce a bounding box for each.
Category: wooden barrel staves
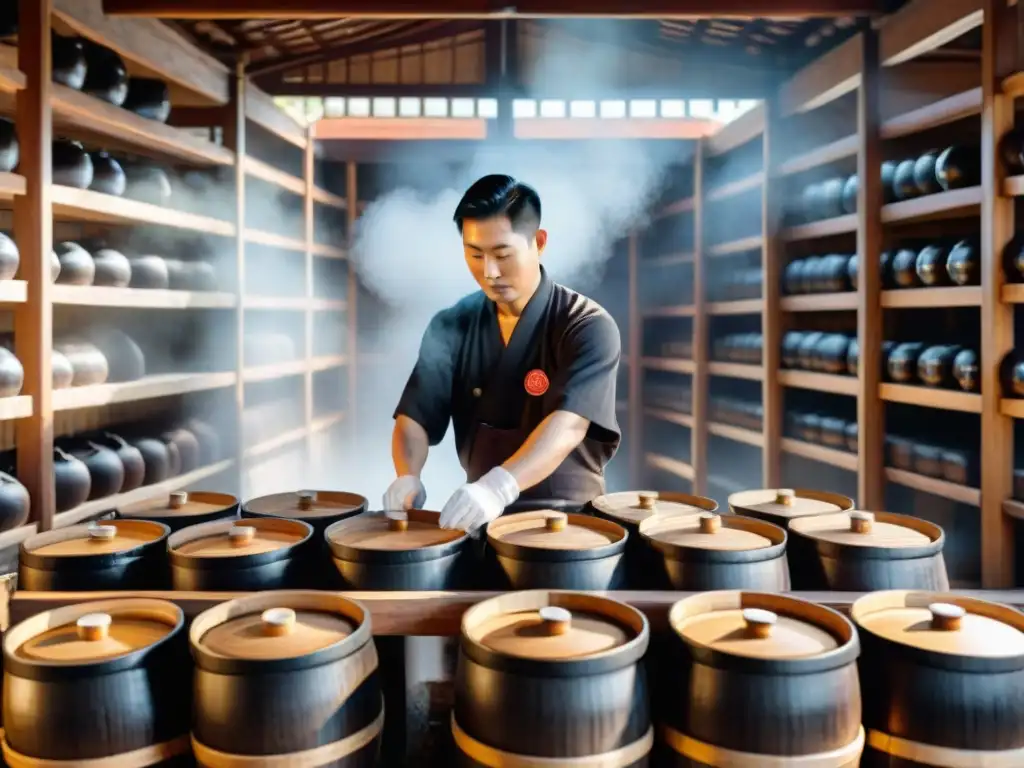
[19,519,171,591]
[1,597,192,766]
[728,487,854,529]
[853,590,1024,767]
[168,517,313,591]
[787,510,949,591]
[324,509,469,590]
[659,591,864,767]
[118,490,239,532]
[190,590,383,767]
[586,490,718,589]
[453,590,652,767]
[639,511,790,591]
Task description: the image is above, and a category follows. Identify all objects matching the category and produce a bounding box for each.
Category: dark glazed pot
[841,174,858,214]
[81,40,129,106]
[915,243,952,287]
[0,117,18,173]
[893,159,918,200]
[53,446,90,512]
[91,248,132,287]
[91,432,145,493]
[55,340,108,386]
[161,427,200,473]
[87,328,144,382]
[52,139,93,189]
[953,348,980,392]
[123,164,172,206]
[0,346,23,397]
[0,230,20,281]
[0,470,28,531]
[947,238,979,286]
[59,438,125,500]
[936,144,981,190]
[184,417,222,464]
[52,33,87,90]
[128,255,170,289]
[51,350,73,389]
[50,249,61,282]
[88,152,126,197]
[130,436,171,485]
[913,149,941,195]
[122,78,171,123]
[54,242,94,285]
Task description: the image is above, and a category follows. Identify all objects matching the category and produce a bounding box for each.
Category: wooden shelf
[644,252,694,268]
[52,285,236,309]
[244,156,305,196]
[879,383,981,413]
[0,172,25,200]
[782,214,857,242]
[0,65,24,94]
[881,187,982,224]
[781,438,857,471]
[312,187,348,211]
[884,467,980,506]
[243,359,309,383]
[706,172,763,202]
[0,396,32,421]
[641,357,695,374]
[707,362,763,381]
[641,305,695,318]
[644,407,694,429]
[779,369,859,396]
[707,236,763,257]
[1000,399,1024,419]
[244,296,307,311]
[708,422,764,448]
[644,452,695,481]
[311,243,348,259]
[1002,284,1024,303]
[51,186,235,236]
[653,197,694,219]
[245,425,307,460]
[1003,499,1024,522]
[311,298,348,311]
[780,292,857,312]
[707,299,763,315]
[1005,176,1024,197]
[881,286,981,308]
[52,372,237,411]
[0,280,27,304]
[778,135,858,176]
[310,411,347,434]
[310,355,349,372]
[880,88,982,139]
[244,229,306,252]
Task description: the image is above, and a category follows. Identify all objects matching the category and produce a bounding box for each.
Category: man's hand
[383,475,426,516]
[439,466,520,532]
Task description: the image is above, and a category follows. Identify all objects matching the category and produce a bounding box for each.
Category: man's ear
[535,228,548,255]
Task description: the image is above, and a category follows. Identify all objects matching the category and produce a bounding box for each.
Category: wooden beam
[761,99,781,489]
[878,0,983,66]
[102,0,889,19]
[691,143,707,497]
[627,230,641,487]
[779,33,863,116]
[245,82,308,149]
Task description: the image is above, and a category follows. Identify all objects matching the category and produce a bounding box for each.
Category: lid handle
[297,490,316,511]
[228,525,256,547]
[387,516,408,532]
[168,491,188,510]
[76,613,112,642]
[742,608,777,639]
[538,606,572,636]
[261,607,297,637]
[775,489,795,507]
[87,524,117,541]
[929,602,966,632]
[637,492,658,511]
[849,510,874,534]
[545,513,568,532]
[699,513,721,534]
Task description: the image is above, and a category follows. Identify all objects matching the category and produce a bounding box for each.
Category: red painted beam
[103,0,887,20]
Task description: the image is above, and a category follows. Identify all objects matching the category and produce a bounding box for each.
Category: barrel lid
[589,490,716,525]
[462,591,644,662]
[852,591,1024,658]
[670,592,850,661]
[119,490,237,520]
[169,517,309,558]
[7,598,180,665]
[191,592,367,663]
[325,509,464,551]
[640,512,779,552]
[244,490,366,519]
[487,511,624,552]
[728,488,853,520]
[26,520,165,558]
[789,510,937,549]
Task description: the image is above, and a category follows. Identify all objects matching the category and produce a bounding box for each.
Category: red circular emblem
[524,369,549,396]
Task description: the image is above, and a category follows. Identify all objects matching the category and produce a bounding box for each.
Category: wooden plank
[225,60,246,497]
[51,186,235,236]
[979,0,1016,587]
[782,214,858,241]
[779,34,862,116]
[880,286,982,308]
[705,171,763,203]
[780,292,858,312]
[51,285,236,309]
[779,369,859,395]
[704,103,764,157]
[706,236,763,257]
[627,230,642,488]
[245,83,307,150]
[640,357,695,374]
[0,396,31,421]
[879,383,982,413]
[644,407,694,429]
[878,0,984,66]
[304,127,315,467]
[53,0,229,105]
[52,372,237,411]
[707,362,763,381]
[691,145,707,497]
[14,0,54,532]
[778,135,858,177]
[244,155,305,197]
[707,421,764,448]
[346,161,359,464]
[885,467,981,506]
[781,437,858,471]
[645,452,695,482]
[706,299,763,315]
[880,87,982,140]
[881,186,982,224]
[641,305,695,318]
[762,96,782,488]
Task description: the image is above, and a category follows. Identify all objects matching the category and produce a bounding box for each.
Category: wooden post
[761,101,782,488]
[980,0,1016,587]
[346,161,359,454]
[627,229,642,487]
[14,0,54,530]
[856,28,885,512]
[691,142,708,496]
[303,127,315,464]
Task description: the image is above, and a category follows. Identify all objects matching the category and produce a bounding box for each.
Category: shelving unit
[0,0,354,558]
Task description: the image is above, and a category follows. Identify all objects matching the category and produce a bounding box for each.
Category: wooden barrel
[19,519,170,591]
[788,510,949,591]
[659,591,864,767]
[728,487,853,529]
[853,590,1024,767]
[1,597,191,766]
[324,509,469,590]
[486,510,628,590]
[453,590,652,767]
[168,517,312,591]
[586,490,718,589]
[118,490,239,532]
[243,489,367,588]
[189,590,383,767]
[639,511,790,591]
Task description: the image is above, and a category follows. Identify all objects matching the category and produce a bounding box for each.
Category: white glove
[438,466,519,532]
[382,475,426,518]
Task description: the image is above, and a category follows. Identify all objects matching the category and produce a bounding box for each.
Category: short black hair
[453,174,541,235]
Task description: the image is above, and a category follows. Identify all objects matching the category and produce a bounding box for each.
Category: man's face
[462,215,547,305]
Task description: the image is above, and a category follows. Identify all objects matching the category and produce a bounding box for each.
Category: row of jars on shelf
[712,333,763,365]
[9,487,1014,766]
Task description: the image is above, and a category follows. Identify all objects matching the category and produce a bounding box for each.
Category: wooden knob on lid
[387,516,408,532]
[297,490,316,511]
[228,525,256,547]
[168,491,187,510]
[929,602,966,632]
[538,606,572,636]
[742,608,777,639]
[88,524,117,541]
[76,613,112,642]
[637,492,658,511]
[260,607,296,637]
[849,511,874,534]
[699,513,721,534]
[775,489,795,507]
[545,513,568,532]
